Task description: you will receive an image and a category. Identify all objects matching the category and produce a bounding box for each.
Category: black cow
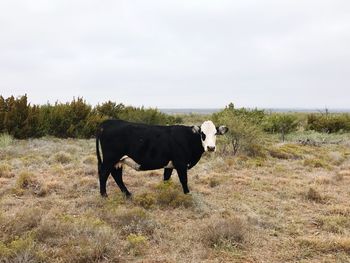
[96,119,228,197]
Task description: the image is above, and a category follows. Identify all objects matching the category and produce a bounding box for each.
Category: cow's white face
[192,120,228,152]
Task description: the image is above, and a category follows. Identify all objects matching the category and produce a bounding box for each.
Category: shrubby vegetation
[1,94,350,157]
[212,103,266,156]
[307,113,350,133]
[262,113,299,141]
[0,95,182,139]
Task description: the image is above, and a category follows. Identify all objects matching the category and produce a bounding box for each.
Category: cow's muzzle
[207,146,216,152]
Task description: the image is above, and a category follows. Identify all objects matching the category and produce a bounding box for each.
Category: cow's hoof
[124,192,132,199]
[100,193,108,198]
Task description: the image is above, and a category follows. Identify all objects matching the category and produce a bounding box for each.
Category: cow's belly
[116,155,173,171]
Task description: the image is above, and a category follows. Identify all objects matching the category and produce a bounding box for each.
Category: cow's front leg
[163,168,173,181]
[175,166,189,194]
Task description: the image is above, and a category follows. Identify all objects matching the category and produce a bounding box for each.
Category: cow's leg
[163,168,173,181]
[111,167,132,197]
[175,166,190,194]
[99,163,112,197]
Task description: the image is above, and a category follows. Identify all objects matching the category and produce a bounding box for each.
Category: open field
[1,133,350,262]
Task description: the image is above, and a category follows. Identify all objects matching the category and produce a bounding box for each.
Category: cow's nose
[207,146,216,152]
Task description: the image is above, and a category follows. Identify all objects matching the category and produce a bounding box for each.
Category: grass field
[1,133,350,262]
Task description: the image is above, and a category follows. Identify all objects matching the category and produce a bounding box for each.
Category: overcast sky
[0,1,349,109]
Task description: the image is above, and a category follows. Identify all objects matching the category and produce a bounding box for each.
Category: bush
[307,113,350,133]
[213,106,266,156]
[263,113,299,141]
[0,95,182,139]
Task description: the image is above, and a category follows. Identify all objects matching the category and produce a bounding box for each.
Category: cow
[95,119,228,197]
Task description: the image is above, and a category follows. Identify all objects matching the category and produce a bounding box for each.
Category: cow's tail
[96,133,102,175]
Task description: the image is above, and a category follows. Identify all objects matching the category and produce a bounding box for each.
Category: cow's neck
[188,132,204,169]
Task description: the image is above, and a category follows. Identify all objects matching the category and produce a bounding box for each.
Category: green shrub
[155,181,194,208]
[133,192,156,209]
[213,102,265,125]
[0,95,182,139]
[307,113,350,133]
[263,113,299,141]
[213,106,266,156]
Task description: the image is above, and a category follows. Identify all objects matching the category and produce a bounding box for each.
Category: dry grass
[202,217,249,249]
[0,136,349,262]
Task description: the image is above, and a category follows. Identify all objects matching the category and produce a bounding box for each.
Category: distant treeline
[0,95,350,140]
[0,95,182,139]
[214,103,350,135]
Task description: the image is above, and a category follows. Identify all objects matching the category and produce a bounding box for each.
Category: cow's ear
[192,126,200,134]
[216,126,228,135]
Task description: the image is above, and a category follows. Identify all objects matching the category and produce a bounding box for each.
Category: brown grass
[306,187,325,203]
[202,217,249,249]
[0,136,349,262]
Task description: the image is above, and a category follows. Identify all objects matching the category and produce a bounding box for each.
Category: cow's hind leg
[111,167,132,197]
[99,163,112,197]
[163,168,173,181]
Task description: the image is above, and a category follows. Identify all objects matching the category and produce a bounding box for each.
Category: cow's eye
[200,132,206,141]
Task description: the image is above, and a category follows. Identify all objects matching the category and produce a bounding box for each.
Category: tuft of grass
[11,171,48,197]
[209,178,220,188]
[299,236,350,254]
[82,155,97,165]
[133,192,156,209]
[303,158,330,169]
[328,151,345,165]
[126,234,148,256]
[15,171,33,189]
[0,133,13,148]
[155,181,194,208]
[0,163,12,178]
[316,215,350,234]
[268,143,307,160]
[3,208,43,237]
[53,151,72,164]
[338,170,350,177]
[306,187,324,203]
[326,206,350,218]
[333,173,344,182]
[0,235,42,262]
[107,207,156,237]
[202,217,248,250]
[36,213,121,262]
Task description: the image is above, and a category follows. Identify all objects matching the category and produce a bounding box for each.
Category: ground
[0,134,350,262]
